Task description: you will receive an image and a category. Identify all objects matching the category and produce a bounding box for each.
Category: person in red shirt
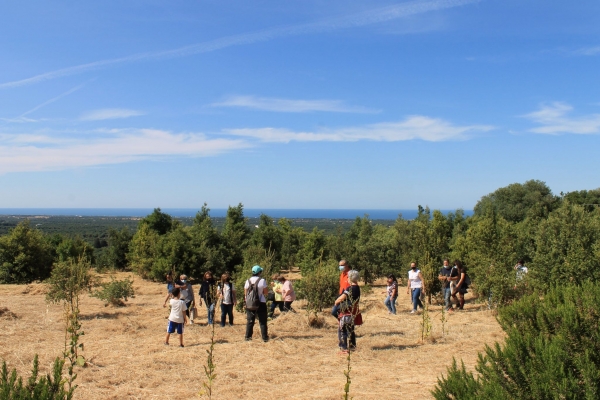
[332,259,350,318]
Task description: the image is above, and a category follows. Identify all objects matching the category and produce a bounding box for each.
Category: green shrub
[92,277,134,306]
[0,221,53,284]
[0,355,72,400]
[294,260,339,317]
[433,283,600,399]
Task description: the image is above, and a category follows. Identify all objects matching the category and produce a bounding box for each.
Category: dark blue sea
[0,208,472,220]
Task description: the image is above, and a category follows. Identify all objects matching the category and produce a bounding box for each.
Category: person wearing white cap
[244,265,269,342]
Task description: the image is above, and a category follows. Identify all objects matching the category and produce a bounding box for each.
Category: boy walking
[165,287,188,347]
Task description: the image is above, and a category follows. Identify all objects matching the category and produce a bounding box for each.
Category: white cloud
[80,109,145,121]
[524,102,600,135]
[572,46,600,56]
[225,116,493,143]
[0,129,249,173]
[212,96,377,113]
[0,0,479,89]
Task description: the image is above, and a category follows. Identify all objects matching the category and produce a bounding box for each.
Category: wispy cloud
[524,102,600,135]
[224,116,493,143]
[80,109,145,121]
[0,129,249,173]
[0,0,479,89]
[212,95,377,113]
[572,46,600,56]
[19,83,87,118]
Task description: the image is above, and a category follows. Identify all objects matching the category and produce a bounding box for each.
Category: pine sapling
[199,285,218,398]
[420,301,432,342]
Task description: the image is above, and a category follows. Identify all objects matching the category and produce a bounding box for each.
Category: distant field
[0,273,503,399]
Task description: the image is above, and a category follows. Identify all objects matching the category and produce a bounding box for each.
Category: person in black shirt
[334,270,361,353]
[199,271,217,325]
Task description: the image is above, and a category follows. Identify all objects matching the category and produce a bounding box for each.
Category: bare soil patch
[0,272,504,399]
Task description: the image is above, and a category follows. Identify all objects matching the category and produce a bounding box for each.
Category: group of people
[163,266,296,346]
[377,259,471,316]
[163,258,477,352]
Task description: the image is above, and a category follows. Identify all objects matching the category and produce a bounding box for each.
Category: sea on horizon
[0,208,473,220]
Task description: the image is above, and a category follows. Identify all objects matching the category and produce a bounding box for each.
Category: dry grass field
[0,272,504,399]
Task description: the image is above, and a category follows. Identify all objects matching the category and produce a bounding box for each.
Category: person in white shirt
[165,287,188,347]
[406,262,425,314]
[244,265,269,342]
[218,273,236,327]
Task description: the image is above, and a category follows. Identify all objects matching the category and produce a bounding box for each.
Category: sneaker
[245,337,252,341]
[263,339,269,343]
[410,310,416,314]
[338,349,349,355]
[164,342,169,346]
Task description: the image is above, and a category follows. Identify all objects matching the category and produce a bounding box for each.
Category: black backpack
[245,277,261,311]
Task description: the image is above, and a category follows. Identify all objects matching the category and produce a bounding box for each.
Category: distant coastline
[0,208,473,220]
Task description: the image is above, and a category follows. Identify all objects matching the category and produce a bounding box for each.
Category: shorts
[167,321,183,334]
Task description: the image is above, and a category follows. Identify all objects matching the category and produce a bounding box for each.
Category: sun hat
[252,265,263,274]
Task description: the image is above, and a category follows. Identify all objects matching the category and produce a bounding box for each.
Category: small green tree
[0,220,53,283]
[92,277,134,306]
[46,257,92,397]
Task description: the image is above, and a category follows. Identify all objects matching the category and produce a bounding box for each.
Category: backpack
[245,277,262,311]
[463,273,472,288]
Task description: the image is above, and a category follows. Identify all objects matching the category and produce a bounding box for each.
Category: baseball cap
[252,265,263,274]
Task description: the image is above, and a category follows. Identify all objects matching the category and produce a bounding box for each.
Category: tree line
[2,180,600,306]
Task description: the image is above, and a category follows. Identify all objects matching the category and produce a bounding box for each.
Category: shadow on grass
[371,344,419,351]
[280,335,323,341]
[369,330,405,337]
[80,312,121,320]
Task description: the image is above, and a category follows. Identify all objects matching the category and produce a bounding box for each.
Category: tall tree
[474,180,560,223]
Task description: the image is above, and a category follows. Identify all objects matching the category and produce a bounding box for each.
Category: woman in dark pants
[218,273,236,326]
[334,270,361,354]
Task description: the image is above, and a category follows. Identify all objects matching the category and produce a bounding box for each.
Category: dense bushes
[0,220,53,283]
[433,283,600,399]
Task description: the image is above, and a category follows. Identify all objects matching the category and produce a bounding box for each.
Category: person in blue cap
[244,265,269,342]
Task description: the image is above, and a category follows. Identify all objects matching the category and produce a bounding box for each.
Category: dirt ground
[0,272,504,399]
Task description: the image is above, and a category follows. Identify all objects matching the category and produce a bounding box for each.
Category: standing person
[384,274,398,314]
[334,270,361,354]
[217,273,236,327]
[514,259,529,282]
[268,274,284,318]
[199,271,217,325]
[331,259,351,318]
[438,259,458,312]
[165,287,188,347]
[244,265,269,342]
[451,261,469,310]
[406,262,425,314]
[162,272,175,308]
[279,275,296,312]
[176,274,195,324]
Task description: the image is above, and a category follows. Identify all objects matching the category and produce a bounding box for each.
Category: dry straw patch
[0,273,503,399]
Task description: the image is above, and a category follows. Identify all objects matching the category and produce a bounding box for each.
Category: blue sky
[1,0,599,210]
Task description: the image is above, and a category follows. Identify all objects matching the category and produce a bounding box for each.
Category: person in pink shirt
[279,275,296,312]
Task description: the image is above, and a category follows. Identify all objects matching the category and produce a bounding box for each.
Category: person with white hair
[176,274,195,324]
[334,269,361,354]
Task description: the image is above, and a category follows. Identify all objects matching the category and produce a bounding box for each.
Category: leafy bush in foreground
[433,283,600,399]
